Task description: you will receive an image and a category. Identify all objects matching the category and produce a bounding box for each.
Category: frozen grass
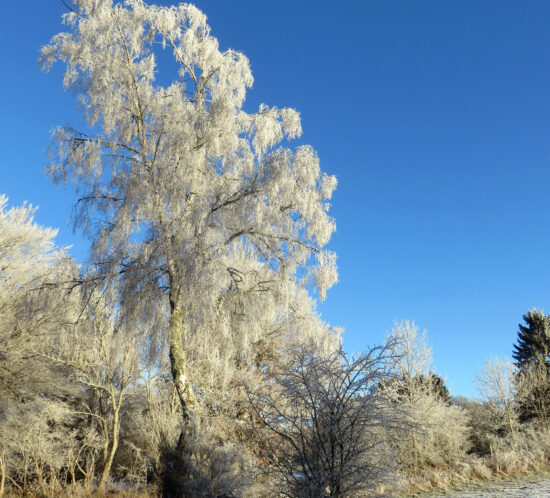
[400,446,550,496]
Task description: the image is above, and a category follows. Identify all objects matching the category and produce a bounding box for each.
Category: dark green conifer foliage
[512,309,550,369]
[378,372,451,405]
[513,310,550,426]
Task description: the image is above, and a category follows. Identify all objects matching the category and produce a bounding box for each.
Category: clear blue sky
[2,0,550,397]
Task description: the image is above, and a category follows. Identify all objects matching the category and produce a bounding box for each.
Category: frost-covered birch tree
[40,0,337,440]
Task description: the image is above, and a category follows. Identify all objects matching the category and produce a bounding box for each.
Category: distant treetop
[512,309,550,369]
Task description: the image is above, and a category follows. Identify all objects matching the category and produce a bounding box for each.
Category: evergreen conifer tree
[512,309,550,369]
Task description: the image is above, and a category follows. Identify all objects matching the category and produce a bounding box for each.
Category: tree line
[2,1,550,496]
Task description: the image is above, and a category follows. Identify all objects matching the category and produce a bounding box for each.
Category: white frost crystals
[0,195,70,292]
[39,0,338,437]
[39,0,337,298]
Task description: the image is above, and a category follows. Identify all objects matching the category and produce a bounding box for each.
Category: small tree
[247,341,408,497]
[474,356,518,437]
[43,288,147,491]
[387,320,431,468]
[387,320,468,469]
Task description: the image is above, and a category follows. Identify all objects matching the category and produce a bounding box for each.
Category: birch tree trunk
[169,287,197,449]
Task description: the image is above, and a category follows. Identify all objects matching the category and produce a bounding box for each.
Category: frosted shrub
[161,423,260,498]
[399,394,469,468]
[1,398,101,494]
[247,341,409,497]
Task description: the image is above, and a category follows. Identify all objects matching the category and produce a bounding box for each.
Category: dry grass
[396,425,550,495]
[0,485,160,497]
[400,450,550,496]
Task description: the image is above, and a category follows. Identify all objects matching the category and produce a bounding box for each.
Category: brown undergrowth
[0,485,160,497]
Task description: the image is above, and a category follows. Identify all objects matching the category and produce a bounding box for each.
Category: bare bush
[246,341,408,497]
[0,397,102,495]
